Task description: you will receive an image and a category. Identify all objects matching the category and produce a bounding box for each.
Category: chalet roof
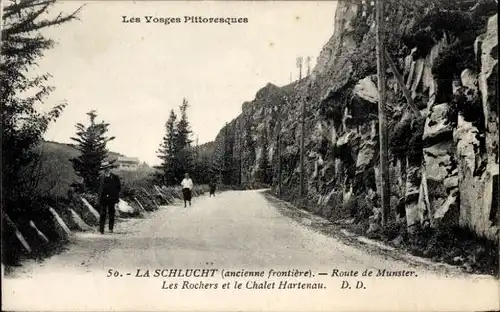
[117,156,140,163]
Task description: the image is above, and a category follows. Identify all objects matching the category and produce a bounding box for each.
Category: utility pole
[221,122,228,184]
[238,128,242,185]
[376,0,390,226]
[296,57,303,81]
[299,94,306,207]
[297,56,306,207]
[306,56,311,76]
[277,116,282,196]
[195,135,199,160]
[235,125,242,185]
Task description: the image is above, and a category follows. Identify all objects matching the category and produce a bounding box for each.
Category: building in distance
[116,156,141,171]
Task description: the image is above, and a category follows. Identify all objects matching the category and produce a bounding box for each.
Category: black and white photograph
[1,0,499,311]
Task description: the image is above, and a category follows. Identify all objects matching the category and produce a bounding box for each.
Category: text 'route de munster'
[122,15,249,25]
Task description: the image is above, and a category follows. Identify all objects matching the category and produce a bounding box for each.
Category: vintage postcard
[1,0,499,311]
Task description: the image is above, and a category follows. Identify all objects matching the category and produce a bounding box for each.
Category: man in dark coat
[97,162,121,234]
[209,179,217,197]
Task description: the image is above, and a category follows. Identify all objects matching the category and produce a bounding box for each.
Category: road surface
[3,190,498,311]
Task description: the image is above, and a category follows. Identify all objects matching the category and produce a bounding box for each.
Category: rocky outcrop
[455,13,499,240]
[211,2,498,240]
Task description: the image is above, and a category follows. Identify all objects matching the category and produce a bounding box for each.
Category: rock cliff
[211,1,498,241]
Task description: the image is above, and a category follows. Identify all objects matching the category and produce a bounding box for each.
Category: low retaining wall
[2,185,207,266]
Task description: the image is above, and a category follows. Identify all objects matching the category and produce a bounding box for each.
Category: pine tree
[173,98,193,181]
[1,0,81,213]
[156,109,178,185]
[70,110,116,192]
[176,98,192,147]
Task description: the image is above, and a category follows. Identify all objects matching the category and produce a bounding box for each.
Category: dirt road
[3,190,498,311]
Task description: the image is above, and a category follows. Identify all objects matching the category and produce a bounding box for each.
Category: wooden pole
[277,118,282,196]
[376,0,390,226]
[195,135,199,160]
[236,125,242,185]
[384,49,420,117]
[239,131,242,185]
[296,57,303,81]
[222,122,227,184]
[294,57,305,206]
[299,97,306,207]
[306,56,311,76]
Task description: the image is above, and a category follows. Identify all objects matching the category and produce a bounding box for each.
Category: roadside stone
[391,235,404,248]
[453,256,465,263]
[301,218,313,226]
[367,220,381,234]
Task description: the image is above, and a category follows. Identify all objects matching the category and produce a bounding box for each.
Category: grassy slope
[35,141,124,197]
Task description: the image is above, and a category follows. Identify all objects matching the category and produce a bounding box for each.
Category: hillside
[34,141,124,197]
[198,141,215,160]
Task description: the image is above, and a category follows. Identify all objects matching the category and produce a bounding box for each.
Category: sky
[37,1,338,166]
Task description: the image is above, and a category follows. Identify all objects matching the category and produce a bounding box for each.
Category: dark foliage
[343,193,373,223]
[402,0,497,80]
[389,114,425,165]
[1,0,81,265]
[447,86,484,130]
[156,99,203,185]
[1,0,81,218]
[70,110,116,193]
[175,98,194,177]
[353,167,376,194]
[156,110,178,185]
[408,225,499,276]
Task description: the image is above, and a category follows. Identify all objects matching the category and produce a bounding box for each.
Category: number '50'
[107,269,120,277]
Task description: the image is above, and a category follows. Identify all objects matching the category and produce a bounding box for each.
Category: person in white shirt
[181,173,194,208]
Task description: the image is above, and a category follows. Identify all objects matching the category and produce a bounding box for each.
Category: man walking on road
[98,162,121,234]
[181,173,193,208]
[209,179,217,197]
